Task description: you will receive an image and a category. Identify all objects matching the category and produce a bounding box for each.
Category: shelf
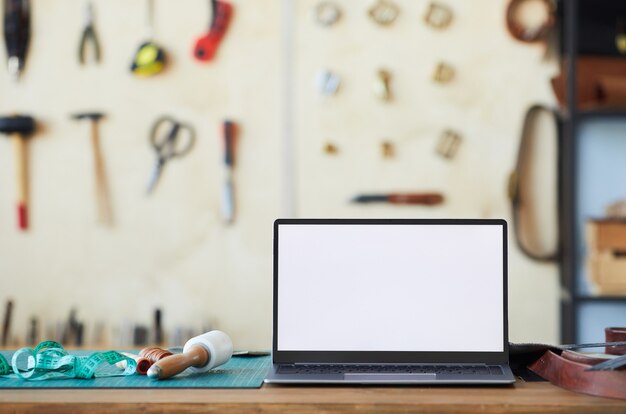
[574,295,626,303]
[577,108,626,120]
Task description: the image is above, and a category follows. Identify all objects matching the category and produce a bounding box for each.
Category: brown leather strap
[508,105,560,262]
[529,350,626,400]
[561,350,611,366]
[606,327,626,355]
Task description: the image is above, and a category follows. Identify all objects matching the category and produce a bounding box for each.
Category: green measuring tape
[0,341,137,380]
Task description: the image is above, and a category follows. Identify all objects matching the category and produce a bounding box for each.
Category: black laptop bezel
[272,218,509,365]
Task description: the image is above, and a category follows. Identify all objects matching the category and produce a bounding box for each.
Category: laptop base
[265,364,516,385]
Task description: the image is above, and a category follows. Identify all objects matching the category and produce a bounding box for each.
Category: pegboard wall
[0,0,559,348]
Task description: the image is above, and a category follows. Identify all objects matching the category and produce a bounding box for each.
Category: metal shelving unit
[560,0,626,343]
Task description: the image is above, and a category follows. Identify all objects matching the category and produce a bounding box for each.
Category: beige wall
[0,0,559,349]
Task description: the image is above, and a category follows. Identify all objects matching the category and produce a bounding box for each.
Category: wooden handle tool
[147,330,233,380]
[0,115,35,230]
[12,133,28,229]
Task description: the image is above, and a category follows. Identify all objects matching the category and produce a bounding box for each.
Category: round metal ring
[314,2,341,27]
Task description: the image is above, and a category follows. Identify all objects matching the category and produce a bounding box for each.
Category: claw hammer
[0,115,35,230]
[71,112,113,226]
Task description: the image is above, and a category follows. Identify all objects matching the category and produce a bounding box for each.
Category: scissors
[146,116,196,194]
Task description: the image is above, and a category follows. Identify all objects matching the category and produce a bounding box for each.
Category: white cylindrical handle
[182,330,233,373]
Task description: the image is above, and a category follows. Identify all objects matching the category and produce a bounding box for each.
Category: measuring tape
[0,341,137,380]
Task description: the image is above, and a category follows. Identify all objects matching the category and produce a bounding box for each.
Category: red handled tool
[0,115,35,230]
[193,0,233,62]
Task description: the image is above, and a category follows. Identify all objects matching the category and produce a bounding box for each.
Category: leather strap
[529,350,626,400]
[606,327,626,355]
[508,105,560,262]
[528,329,626,399]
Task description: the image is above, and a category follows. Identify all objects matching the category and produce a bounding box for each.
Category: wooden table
[1,381,626,413]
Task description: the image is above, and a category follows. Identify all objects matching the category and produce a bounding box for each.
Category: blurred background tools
[131,0,165,77]
[71,112,113,226]
[146,115,195,194]
[3,0,30,81]
[77,2,100,65]
[351,192,445,206]
[2,300,13,347]
[154,308,163,345]
[61,308,84,347]
[221,120,237,223]
[147,330,232,380]
[373,69,392,101]
[0,114,35,230]
[193,0,233,62]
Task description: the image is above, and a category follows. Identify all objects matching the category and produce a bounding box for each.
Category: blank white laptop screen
[277,224,504,352]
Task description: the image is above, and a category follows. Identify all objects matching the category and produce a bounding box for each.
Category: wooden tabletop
[1,381,626,414]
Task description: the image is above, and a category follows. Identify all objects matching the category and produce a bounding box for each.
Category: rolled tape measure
[131,41,165,77]
[0,353,10,376]
[0,341,137,380]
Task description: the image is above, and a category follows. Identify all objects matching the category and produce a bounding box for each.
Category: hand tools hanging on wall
[61,308,84,347]
[193,0,233,62]
[153,308,163,345]
[432,62,455,84]
[351,193,444,206]
[314,2,341,27]
[373,69,392,101]
[221,120,237,224]
[424,2,453,30]
[77,2,101,65]
[131,0,165,77]
[3,0,30,81]
[2,299,13,346]
[26,316,38,346]
[367,0,399,26]
[505,0,558,60]
[0,115,35,230]
[323,142,338,155]
[146,115,195,194]
[436,129,461,159]
[380,140,394,158]
[316,69,341,96]
[505,0,555,44]
[71,112,113,226]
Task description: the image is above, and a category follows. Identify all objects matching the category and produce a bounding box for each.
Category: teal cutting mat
[0,350,270,389]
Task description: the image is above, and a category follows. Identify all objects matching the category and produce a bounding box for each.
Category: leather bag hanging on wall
[508,105,560,262]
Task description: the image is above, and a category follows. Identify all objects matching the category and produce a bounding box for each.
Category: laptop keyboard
[279,364,503,375]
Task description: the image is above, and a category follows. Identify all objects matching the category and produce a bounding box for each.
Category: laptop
[265,218,516,384]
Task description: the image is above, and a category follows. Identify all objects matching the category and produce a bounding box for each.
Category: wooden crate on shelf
[587,220,626,295]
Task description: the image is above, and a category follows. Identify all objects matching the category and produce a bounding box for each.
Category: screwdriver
[221,120,237,223]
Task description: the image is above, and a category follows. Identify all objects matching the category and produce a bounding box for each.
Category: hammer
[0,115,35,230]
[71,112,113,225]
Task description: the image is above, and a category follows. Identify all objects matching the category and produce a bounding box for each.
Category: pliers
[78,2,100,64]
